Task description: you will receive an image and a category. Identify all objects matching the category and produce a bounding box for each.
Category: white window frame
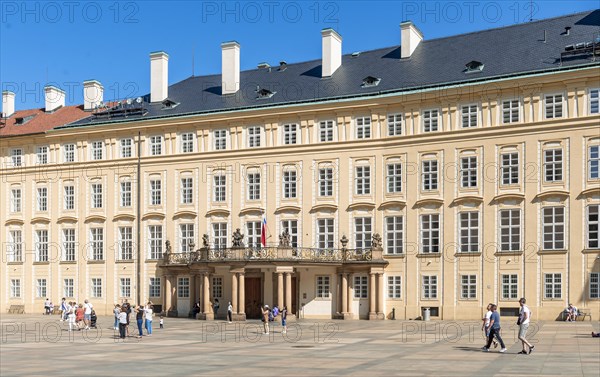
[501,152,519,185]
[35,229,49,262]
[460,275,477,299]
[355,116,371,139]
[247,172,261,201]
[246,221,261,248]
[461,104,478,128]
[90,228,104,260]
[422,109,439,132]
[36,146,48,165]
[36,278,47,298]
[387,113,403,136]
[91,183,103,209]
[181,177,193,205]
[542,206,565,250]
[148,225,163,259]
[149,277,161,298]
[178,277,190,298]
[37,187,48,211]
[283,169,297,199]
[10,187,21,213]
[247,126,262,148]
[282,123,298,145]
[212,277,223,299]
[460,156,478,188]
[8,230,23,262]
[355,165,371,195]
[120,138,133,158]
[120,277,131,298]
[501,274,518,300]
[62,228,76,261]
[544,93,564,119]
[385,216,403,255]
[316,276,330,298]
[387,276,401,299]
[213,174,226,202]
[91,278,102,298]
[63,144,75,163]
[317,218,334,250]
[120,181,132,207]
[149,135,163,156]
[118,226,133,260]
[10,279,21,298]
[180,223,195,252]
[590,272,599,299]
[502,99,520,124]
[63,278,74,298]
[544,273,562,299]
[150,179,162,206]
[319,120,335,142]
[90,141,104,160]
[354,217,372,250]
[589,88,599,115]
[386,163,402,193]
[318,167,333,197]
[180,132,195,153]
[354,275,368,298]
[63,185,74,210]
[459,211,479,253]
[212,222,227,249]
[422,275,437,299]
[214,129,228,150]
[589,145,599,180]
[587,205,599,249]
[280,219,298,248]
[420,214,440,253]
[499,209,521,251]
[11,149,23,167]
[421,160,438,191]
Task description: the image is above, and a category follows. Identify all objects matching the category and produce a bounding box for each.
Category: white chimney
[2,91,15,118]
[401,21,423,58]
[83,80,104,111]
[44,85,65,112]
[321,28,342,77]
[150,51,169,102]
[221,41,240,95]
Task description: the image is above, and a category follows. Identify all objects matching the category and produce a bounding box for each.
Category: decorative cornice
[533,190,569,201]
[84,215,106,223]
[239,207,265,216]
[274,205,302,214]
[347,202,376,211]
[141,212,165,221]
[113,214,136,222]
[205,208,231,217]
[57,216,79,224]
[378,200,407,210]
[309,203,338,213]
[30,216,51,224]
[173,210,197,220]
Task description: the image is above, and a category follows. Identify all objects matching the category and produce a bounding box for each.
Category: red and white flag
[261,217,267,247]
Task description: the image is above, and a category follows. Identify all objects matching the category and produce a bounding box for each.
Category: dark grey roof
[62,10,600,129]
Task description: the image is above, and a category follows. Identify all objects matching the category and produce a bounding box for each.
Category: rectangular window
[387,276,402,298]
[316,276,330,298]
[502,99,519,124]
[150,179,161,206]
[213,174,226,202]
[177,277,190,298]
[64,185,74,210]
[246,221,261,248]
[181,177,193,204]
[91,141,103,160]
[590,89,599,114]
[461,275,477,299]
[212,223,227,249]
[354,276,368,298]
[11,188,21,212]
[542,207,565,250]
[459,211,479,253]
[91,278,102,298]
[91,183,103,209]
[150,136,163,156]
[8,230,22,262]
[501,274,518,299]
[283,123,298,145]
[63,144,75,163]
[588,205,599,249]
[355,166,371,195]
[590,273,599,299]
[544,273,562,299]
[180,224,194,252]
[36,230,48,262]
[422,160,438,191]
[317,218,334,250]
[10,279,21,298]
[387,163,402,193]
[37,187,48,211]
[120,278,131,298]
[422,275,437,299]
[355,116,371,139]
[318,168,333,197]
[589,145,599,180]
[181,132,194,153]
[36,146,48,164]
[354,217,372,250]
[387,113,403,136]
[248,173,261,201]
[283,170,297,199]
[280,219,298,248]
[90,228,104,260]
[544,149,563,182]
[214,129,227,150]
[499,209,521,251]
[461,105,478,128]
[501,152,519,185]
[36,279,47,298]
[120,138,132,158]
[385,216,403,254]
[149,277,161,298]
[11,149,23,167]
[421,214,440,253]
[460,156,478,188]
[545,94,563,119]
[148,225,163,259]
[212,277,223,298]
[248,126,261,148]
[63,228,76,261]
[118,227,133,260]
[63,278,74,298]
[120,181,131,207]
[422,109,439,132]
[319,120,334,142]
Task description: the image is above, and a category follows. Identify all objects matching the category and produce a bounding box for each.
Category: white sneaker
[499,348,507,353]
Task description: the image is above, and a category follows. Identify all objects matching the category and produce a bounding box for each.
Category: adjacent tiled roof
[0,106,88,137]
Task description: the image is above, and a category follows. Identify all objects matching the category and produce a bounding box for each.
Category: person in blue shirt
[482,304,506,353]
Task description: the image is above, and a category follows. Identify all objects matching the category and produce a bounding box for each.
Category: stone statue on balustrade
[279,228,291,248]
[202,233,210,249]
[232,228,245,248]
[371,233,383,250]
[164,240,172,261]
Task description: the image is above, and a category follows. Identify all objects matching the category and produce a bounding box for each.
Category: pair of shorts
[519,323,529,338]
[282,319,286,326]
[84,313,91,320]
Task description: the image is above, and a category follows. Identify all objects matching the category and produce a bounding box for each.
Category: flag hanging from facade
[261,217,267,247]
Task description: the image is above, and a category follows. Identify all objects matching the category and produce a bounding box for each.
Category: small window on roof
[361,76,381,88]
[351,51,361,58]
[161,98,179,110]
[14,115,36,125]
[464,61,484,74]
[256,87,276,100]
[278,61,287,72]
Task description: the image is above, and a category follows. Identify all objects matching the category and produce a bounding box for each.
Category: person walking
[67,302,76,332]
[118,307,128,339]
[135,304,144,338]
[518,298,534,354]
[144,303,154,336]
[44,298,50,315]
[482,304,506,353]
[60,298,67,321]
[213,298,220,319]
[113,304,121,330]
[261,305,270,335]
[227,302,233,323]
[281,306,288,334]
[482,303,498,348]
[83,299,93,330]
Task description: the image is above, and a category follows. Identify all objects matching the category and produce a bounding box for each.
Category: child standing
[281,306,288,334]
[159,315,164,329]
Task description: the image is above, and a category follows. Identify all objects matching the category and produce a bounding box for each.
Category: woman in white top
[67,302,76,332]
[144,303,154,336]
[118,308,128,339]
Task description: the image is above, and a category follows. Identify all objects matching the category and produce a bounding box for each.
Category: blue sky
[1,1,597,110]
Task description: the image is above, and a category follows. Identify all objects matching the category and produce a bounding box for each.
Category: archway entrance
[244,277,262,319]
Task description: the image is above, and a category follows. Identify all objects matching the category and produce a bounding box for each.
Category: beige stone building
[1,11,599,321]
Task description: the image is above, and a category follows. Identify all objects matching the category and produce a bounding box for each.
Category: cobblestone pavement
[0,314,598,376]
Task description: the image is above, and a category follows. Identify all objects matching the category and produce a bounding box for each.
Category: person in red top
[75,304,84,330]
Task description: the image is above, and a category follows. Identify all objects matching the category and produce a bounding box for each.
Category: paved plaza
[0,314,598,376]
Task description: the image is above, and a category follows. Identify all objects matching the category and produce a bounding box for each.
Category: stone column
[369,273,376,319]
[347,273,353,318]
[341,273,348,315]
[203,273,212,319]
[239,272,245,315]
[190,274,197,311]
[164,275,172,314]
[377,273,384,318]
[277,272,284,309]
[171,276,178,315]
[231,273,238,313]
[285,272,292,310]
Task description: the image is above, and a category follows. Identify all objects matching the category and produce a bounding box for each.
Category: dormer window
[464,61,484,74]
[361,76,381,88]
[161,98,179,110]
[256,87,276,100]
[14,115,35,125]
[257,62,270,69]
[351,51,361,58]
[278,61,287,71]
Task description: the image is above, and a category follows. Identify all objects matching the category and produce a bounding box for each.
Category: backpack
[272,307,279,317]
[268,311,274,322]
